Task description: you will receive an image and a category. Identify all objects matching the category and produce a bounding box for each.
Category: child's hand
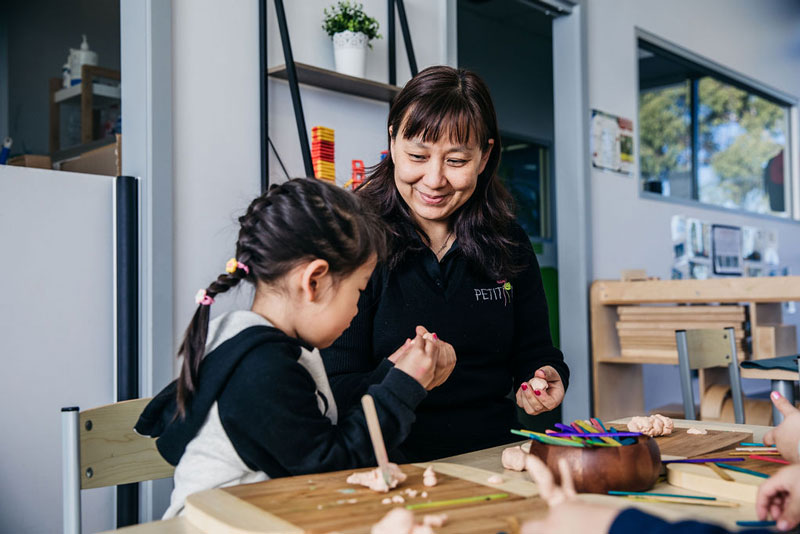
[756,464,800,530]
[515,366,565,415]
[393,334,436,388]
[521,454,619,534]
[764,391,800,463]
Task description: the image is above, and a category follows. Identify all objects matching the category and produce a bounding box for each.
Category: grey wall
[457,0,554,144]
[584,0,800,412]
[0,166,115,533]
[6,0,119,155]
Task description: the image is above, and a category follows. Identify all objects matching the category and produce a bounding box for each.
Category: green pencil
[715,462,770,478]
[405,493,509,510]
[608,490,716,501]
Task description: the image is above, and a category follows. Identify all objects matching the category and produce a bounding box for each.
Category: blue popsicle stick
[740,442,766,447]
[736,520,776,527]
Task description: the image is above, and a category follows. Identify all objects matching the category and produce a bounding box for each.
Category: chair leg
[676,330,697,420]
[726,327,746,425]
[62,407,81,534]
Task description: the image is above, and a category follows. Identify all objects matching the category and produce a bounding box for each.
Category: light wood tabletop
[103,418,776,534]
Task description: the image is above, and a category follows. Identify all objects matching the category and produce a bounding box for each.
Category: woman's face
[390,127,493,228]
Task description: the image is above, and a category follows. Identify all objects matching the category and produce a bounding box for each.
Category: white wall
[0,166,115,533]
[584,0,800,411]
[171,0,450,367]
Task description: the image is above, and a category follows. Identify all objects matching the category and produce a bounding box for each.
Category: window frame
[635,28,800,221]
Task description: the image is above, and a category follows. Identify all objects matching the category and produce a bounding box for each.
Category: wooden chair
[676,328,746,424]
[61,398,174,534]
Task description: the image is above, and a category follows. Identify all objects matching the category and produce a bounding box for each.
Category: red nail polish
[521,383,528,391]
[432,333,438,340]
[534,390,541,396]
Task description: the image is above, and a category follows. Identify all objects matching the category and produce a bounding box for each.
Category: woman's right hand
[764,391,800,464]
[392,334,436,389]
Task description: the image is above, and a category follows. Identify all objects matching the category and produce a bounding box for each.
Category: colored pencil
[740,442,767,447]
[547,432,642,438]
[715,463,770,478]
[608,491,716,500]
[510,429,585,447]
[736,521,777,527]
[405,493,509,510]
[706,462,734,481]
[622,496,739,507]
[750,455,790,465]
[662,458,745,464]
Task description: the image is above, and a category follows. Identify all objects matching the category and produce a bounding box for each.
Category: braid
[175,178,387,418]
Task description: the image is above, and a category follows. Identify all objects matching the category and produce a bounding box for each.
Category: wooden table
[740,365,798,424]
[104,419,774,534]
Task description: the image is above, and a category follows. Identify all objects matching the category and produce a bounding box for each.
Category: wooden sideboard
[591,276,800,420]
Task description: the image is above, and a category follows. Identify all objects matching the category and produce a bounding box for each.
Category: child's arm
[219,345,427,478]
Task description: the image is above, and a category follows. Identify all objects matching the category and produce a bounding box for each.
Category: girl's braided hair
[176,178,387,417]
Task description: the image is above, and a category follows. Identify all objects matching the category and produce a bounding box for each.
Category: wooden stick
[608,490,715,500]
[706,462,734,481]
[360,395,392,488]
[715,463,770,479]
[749,455,790,465]
[405,493,510,510]
[728,452,782,456]
[623,495,739,508]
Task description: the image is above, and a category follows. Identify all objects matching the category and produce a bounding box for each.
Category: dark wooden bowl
[527,435,661,494]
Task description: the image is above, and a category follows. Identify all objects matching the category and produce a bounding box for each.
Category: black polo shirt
[321,223,569,462]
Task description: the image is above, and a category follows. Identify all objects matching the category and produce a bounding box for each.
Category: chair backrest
[79,397,174,489]
[676,327,745,424]
[62,398,173,534]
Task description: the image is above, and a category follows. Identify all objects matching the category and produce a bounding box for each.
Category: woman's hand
[756,464,800,531]
[392,334,436,389]
[764,391,800,463]
[515,365,565,416]
[521,454,619,534]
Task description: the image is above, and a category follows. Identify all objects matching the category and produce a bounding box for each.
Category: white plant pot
[332,30,368,78]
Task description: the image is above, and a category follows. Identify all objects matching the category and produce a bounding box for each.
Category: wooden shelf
[54,82,120,105]
[268,63,401,103]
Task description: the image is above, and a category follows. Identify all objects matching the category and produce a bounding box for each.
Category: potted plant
[322,1,381,78]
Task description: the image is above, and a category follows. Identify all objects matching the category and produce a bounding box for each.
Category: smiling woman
[321,65,570,462]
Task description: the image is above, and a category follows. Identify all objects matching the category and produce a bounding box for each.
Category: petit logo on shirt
[473,280,513,305]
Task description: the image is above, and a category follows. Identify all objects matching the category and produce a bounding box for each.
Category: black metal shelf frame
[260,0,418,190]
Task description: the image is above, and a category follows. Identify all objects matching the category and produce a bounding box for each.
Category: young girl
[135,178,438,518]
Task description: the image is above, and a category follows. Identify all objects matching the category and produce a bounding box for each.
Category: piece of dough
[501,445,526,471]
[530,377,549,392]
[422,465,438,487]
[422,514,448,527]
[371,508,415,534]
[626,414,674,437]
[347,463,408,493]
[686,427,708,435]
[487,474,504,484]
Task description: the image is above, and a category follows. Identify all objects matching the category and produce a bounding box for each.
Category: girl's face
[302,255,377,349]
[390,127,493,229]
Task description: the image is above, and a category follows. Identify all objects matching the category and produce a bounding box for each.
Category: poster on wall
[711,224,743,276]
[591,110,634,175]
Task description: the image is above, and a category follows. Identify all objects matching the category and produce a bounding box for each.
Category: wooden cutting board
[654,428,753,458]
[184,463,545,534]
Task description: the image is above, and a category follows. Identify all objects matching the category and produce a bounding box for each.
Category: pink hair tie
[225,257,250,275]
[194,289,214,306]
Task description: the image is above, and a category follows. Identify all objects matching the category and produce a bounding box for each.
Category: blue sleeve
[611,508,771,534]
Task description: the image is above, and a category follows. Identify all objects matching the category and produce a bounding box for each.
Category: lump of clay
[686,427,707,435]
[423,466,438,487]
[501,445,526,472]
[347,463,408,493]
[422,514,448,527]
[530,377,549,392]
[487,474,504,484]
[627,414,674,437]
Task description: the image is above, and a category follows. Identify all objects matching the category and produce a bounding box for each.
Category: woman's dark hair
[176,178,387,417]
[358,65,521,279]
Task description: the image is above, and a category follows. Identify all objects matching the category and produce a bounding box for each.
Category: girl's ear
[478,138,495,175]
[300,259,331,302]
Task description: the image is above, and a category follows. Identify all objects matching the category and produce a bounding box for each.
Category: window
[638,39,792,217]
[498,135,552,240]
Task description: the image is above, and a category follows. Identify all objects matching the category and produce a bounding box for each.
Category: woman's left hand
[515,365,565,415]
